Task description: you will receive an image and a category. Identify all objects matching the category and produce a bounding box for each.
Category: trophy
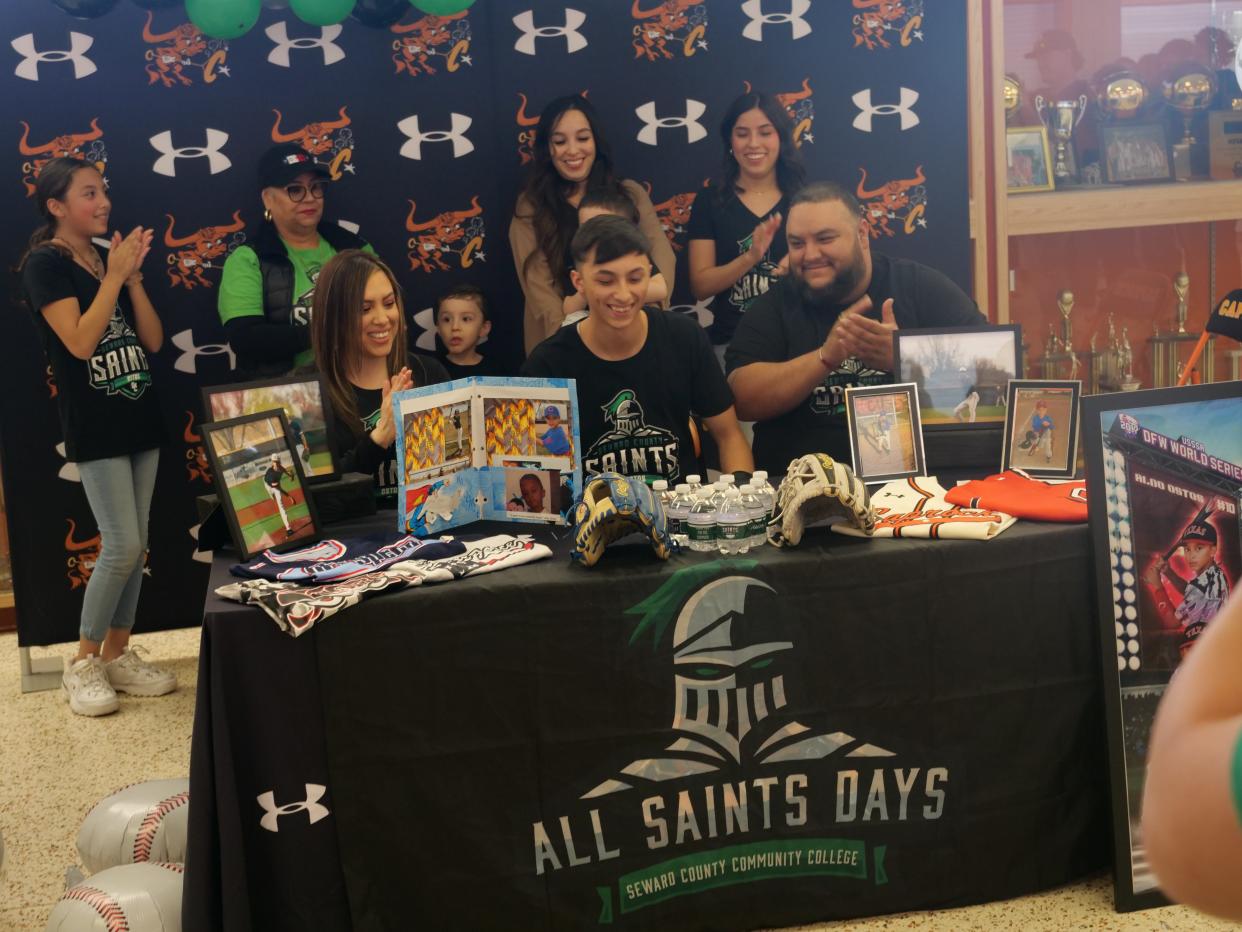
[1057,289,1074,347]
[1163,63,1217,179]
[1173,271,1190,332]
[1097,72,1148,121]
[1036,94,1089,183]
[1119,327,1140,390]
[1040,291,1084,381]
[1003,74,1023,124]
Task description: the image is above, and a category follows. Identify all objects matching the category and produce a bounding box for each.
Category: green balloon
[291,0,357,26]
[185,0,261,39]
[410,0,475,14]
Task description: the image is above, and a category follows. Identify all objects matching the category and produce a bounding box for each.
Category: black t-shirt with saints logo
[725,254,984,475]
[21,246,164,463]
[521,309,734,483]
[687,185,789,345]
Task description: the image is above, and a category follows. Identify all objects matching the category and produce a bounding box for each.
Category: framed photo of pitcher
[1006,126,1055,193]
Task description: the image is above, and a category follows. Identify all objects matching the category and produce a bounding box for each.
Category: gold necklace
[52,237,103,281]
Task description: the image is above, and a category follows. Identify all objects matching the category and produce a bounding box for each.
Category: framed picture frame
[201,409,322,560]
[1100,122,1171,184]
[201,374,339,483]
[1082,382,1242,911]
[1001,379,1082,479]
[893,325,1022,430]
[1006,125,1054,193]
[845,382,925,484]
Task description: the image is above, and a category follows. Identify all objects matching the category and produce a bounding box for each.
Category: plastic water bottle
[686,474,703,496]
[752,471,776,520]
[716,489,750,555]
[720,474,736,491]
[687,490,717,553]
[739,484,766,550]
[708,481,728,511]
[666,483,692,550]
[652,479,670,507]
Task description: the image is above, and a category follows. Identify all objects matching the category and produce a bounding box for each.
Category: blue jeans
[76,448,160,643]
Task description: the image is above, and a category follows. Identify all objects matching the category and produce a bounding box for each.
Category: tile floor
[0,628,1236,932]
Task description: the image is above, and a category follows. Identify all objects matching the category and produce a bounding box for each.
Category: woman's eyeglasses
[284,181,327,202]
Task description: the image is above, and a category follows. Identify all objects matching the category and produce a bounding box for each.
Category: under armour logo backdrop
[171,329,236,375]
[256,784,330,833]
[635,100,707,146]
[150,129,231,177]
[265,22,346,68]
[852,87,921,132]
[12,32,97,81]
[740,0,812,41]
[512,9,588,56]
[397,113,474,160]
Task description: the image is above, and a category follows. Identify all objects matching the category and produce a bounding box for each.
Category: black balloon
[350,0,406,28]
[50,0,120,17]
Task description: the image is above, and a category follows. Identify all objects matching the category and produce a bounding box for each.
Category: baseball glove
[768,453,876,548]
[571,472,673,567]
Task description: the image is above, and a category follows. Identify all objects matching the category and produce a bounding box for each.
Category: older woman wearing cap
[218,142,374,378]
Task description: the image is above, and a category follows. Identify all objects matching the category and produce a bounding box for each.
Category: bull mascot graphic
[141,11,227,87]
[18,119,105,196]
[405,196,485,273]
[183,411,212,484]
[164,211,245,290]
[856,166,927,238]
[631,0,706,61]
[743,78,814,147]
[271,107,353,180]
[852,0,924,51]
[516,93,539,165]
[391,11,470,77]
[646,181,707,252]
[65,519,101,590]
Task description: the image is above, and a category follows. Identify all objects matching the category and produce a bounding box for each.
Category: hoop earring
[263,208,272,222]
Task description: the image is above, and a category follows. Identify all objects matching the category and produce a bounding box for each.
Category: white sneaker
[63,655,119,717]
[104,647,177,697]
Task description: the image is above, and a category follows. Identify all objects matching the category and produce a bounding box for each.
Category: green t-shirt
[217,237,374,369]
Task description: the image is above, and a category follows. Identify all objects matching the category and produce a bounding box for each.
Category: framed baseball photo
[1083,381,1242,911]
[1006,125,1055,193]
[845,382,925,485]
[201,409,322,560]
[201,374,339,483]
[893,325,1022,429]
[1002,379,1082,479]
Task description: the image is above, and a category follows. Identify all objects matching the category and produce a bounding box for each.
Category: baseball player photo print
[1002,380,1081,479]
[202,409,322,560]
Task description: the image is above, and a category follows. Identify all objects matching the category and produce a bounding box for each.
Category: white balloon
[77,779,188,875]
[45,862,183,932]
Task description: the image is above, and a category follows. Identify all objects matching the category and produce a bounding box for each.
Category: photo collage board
[393,377,582,535]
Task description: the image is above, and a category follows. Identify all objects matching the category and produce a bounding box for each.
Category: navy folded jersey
[230,534,465,582]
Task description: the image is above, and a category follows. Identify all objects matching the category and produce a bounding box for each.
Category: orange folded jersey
[832,476,1016,540]
[945,471,1087,523]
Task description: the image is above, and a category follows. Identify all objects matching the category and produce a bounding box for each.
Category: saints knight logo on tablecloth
[585,389,679,480]
[584,576,893,799]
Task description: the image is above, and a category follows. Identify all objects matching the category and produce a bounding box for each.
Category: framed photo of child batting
[845,382,925,485]
[1001,379,1082,479]
[893,325,1021,430]
[201,374,339,483]
[1083,381,1242,911]
[201,409,322,560]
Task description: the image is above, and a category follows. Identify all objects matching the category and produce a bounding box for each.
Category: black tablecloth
[185,518,1109,931]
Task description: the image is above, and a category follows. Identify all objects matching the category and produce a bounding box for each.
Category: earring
[263,208,272,222]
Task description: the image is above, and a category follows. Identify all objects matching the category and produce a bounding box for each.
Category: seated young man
[522,215,752,483]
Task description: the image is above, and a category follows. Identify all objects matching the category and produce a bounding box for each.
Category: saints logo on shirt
[809,357,886,416]
[290,265,322,327]
[87,305,152,401]
[585,389,679,481]
[730,233,778,310]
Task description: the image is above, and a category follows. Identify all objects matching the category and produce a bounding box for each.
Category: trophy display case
[972,0,1242,391]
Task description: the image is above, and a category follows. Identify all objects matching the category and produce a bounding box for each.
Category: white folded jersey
[832,476,1017,540]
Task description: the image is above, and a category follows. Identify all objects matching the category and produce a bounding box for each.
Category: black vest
[252,220,368,327]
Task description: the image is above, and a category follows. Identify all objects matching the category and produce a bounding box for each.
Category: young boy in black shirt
[522,215,752,483]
